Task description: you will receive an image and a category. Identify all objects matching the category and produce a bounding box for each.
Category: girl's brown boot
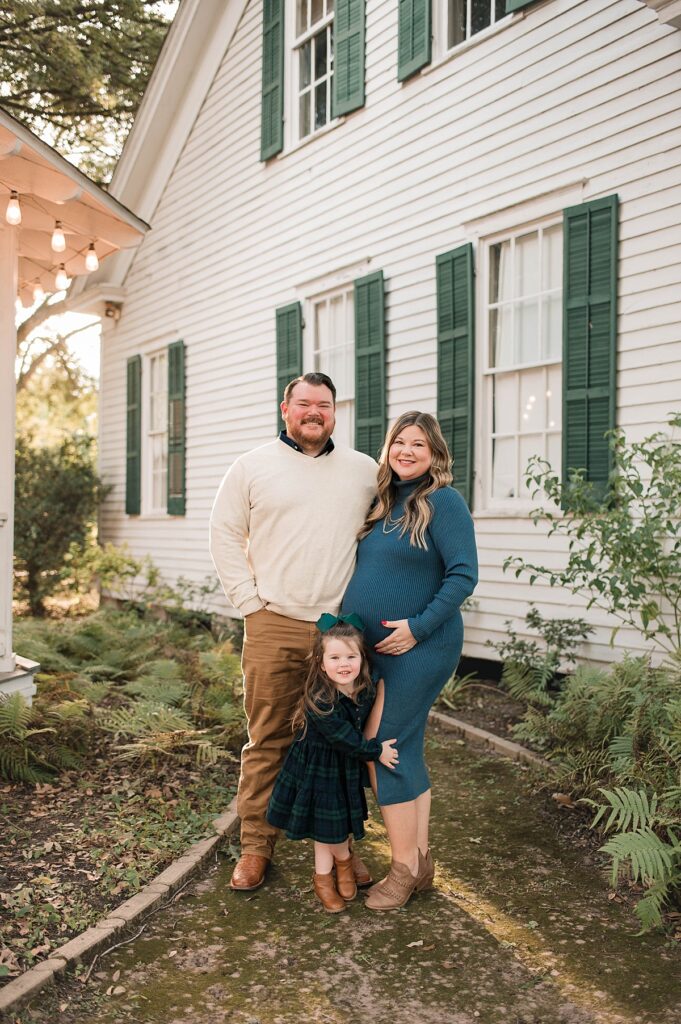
[313,871,346,913]
[415,849,434,892]
[333,854,358,901]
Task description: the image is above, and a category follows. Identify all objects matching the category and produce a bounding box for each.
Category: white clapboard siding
[98,0,681,667]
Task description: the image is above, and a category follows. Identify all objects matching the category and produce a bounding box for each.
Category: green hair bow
[316,612,366,634]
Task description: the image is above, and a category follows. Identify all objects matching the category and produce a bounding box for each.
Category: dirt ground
[12,725,681,1024]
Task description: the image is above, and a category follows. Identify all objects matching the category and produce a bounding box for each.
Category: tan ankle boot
[333,854,358,901]
[415,849,434,892]
[313,871,346,913]
[365,860,418,911]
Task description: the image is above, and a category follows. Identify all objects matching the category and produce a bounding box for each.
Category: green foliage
[515,652,681,931]
[488,606,592,708]
[1,1,176,181]
[3,609,246,782]
[435,672,497,713]
[14,435,106,615]
[505,414,681,654]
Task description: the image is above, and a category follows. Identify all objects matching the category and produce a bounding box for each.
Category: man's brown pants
[238,608,318,858]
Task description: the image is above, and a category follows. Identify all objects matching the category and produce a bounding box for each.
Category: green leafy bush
[487,606,592,708]
[13,435,106,615]
[505,414,681,654]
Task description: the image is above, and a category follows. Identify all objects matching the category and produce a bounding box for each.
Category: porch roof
[0,107,148,306]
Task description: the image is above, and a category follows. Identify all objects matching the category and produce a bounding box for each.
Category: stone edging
[0,798,239,1019]
[428,708,550,769]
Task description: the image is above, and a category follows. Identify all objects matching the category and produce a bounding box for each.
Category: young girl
[266,614,399,913]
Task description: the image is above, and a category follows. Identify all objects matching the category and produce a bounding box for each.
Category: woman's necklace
[382,512,405,535]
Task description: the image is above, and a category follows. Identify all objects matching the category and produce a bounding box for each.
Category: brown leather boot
[230,854,269,891]
[350,848,373,887]
[313,871,347,913]
[333,854,358,901]
[365,860,418,911]
[415,848,434,892]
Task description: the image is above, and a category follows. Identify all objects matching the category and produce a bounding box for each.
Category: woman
[341,411,478,911]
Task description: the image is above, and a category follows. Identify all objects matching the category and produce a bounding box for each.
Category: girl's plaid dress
[266,687,382,844]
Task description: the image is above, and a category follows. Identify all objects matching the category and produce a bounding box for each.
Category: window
[447,0,507,49]
[307,286,355,445]
[482,221,562,505]
[145,350,168,514]
[294,0,335,139]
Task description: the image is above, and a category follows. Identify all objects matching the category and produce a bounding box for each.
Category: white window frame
[432,0,513,63]
[141,346,169,517]
[285,0,338,150]
[478,215,564,515]
[302,283,356,447]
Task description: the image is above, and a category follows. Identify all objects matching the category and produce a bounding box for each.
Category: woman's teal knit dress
[342,476,478,806]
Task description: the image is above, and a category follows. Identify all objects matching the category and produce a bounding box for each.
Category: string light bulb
[55,264,70,290]
[85,242,99,273]
[51,220,66,253]
[5,190,21,225]
[33,281,45,304]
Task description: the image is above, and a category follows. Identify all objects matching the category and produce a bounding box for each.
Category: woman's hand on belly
[374,619,417,656]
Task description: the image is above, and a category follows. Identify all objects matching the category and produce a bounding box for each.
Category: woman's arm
[407,488,478,642]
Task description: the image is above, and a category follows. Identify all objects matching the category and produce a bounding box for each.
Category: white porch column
[0,224,18,673]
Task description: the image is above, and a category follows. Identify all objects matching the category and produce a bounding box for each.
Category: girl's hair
[291,622,373,736]
[358,411,453,549]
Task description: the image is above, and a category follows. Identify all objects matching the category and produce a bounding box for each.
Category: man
[209,372,378,890]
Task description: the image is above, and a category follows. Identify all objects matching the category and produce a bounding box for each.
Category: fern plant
[585,786,681,931]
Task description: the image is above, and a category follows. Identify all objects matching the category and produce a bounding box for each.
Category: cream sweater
[209,440,378,621]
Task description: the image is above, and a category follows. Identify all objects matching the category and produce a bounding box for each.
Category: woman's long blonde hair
[359,411,453,549]
[291,623,374,736]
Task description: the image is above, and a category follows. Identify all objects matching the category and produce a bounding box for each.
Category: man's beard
[286,417,334,448]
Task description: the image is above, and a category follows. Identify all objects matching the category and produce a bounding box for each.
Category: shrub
[505,414,681,655]
[14,435,105,615]
[487,606,592,707]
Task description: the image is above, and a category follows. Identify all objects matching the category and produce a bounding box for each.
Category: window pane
[492,437,516,498]
[519,433,543,495]
[471,0,491,36]
[516,299,539,363]
[493,373,517,435]
[297,0,308,34]
[448,0,466,46]
[547,431,561,475]
[494,0,505,21]
[311,0,323,26]
[519,370,544,432]
[300,41,311,88]
[516,232,539,297]
[490,240,512,303]
[491,305,513,368]
[327,0,334,11]
[315,81,327,128]
[315,29,327,80]
[543,223,562,291]
[299,90,311,137]
[542,294,562,361]
[547,366,561,429]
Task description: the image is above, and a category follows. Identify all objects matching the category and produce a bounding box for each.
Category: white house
[0,109,147,703]
[72,0,681,667]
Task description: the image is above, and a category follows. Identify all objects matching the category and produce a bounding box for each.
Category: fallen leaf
[168,950,178,958]
[467,836,482,844]
[552,792,576,809]
[112,969,121,981]
[406,940,423,948]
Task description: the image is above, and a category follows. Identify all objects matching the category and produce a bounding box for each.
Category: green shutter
[397,0,431,82]
[562,195,618,500]
[333,0,366,116]
[260,0,284,160]
[167,340,186,516]
[436,244,475,507]
[506,0,540,11]
[354,270,386,457]
[125,355,141,515]
[276,302,303,430]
